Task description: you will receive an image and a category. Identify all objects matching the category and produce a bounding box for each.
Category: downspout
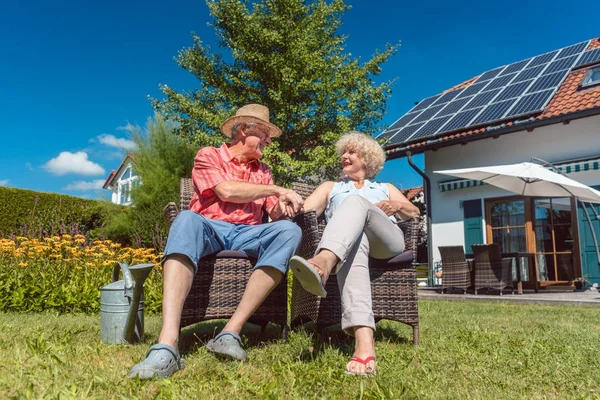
[406,151,434,286]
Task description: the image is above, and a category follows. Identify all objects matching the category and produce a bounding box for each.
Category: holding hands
[278,189,304,219]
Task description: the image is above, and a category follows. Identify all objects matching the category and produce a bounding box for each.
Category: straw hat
[220,104,282,138]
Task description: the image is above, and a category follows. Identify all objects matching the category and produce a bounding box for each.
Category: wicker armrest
[163,201,179,229]
[293,211,323,259]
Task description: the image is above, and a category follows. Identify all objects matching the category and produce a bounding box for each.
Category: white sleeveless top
[324,179,396,223]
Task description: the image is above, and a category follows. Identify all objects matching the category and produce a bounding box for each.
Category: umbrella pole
[532,157,600,276]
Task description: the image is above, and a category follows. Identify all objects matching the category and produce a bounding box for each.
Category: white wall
[424,114,600,262]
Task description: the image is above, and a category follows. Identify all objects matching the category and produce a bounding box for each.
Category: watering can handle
[113,262,134,298]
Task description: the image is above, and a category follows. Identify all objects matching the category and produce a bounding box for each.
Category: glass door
[533,198,575,282]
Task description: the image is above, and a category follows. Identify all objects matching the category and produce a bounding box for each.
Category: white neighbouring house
[379,38,600,288]
[103,154,140,206]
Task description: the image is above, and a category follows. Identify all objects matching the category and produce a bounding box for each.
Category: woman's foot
[345,326,376,376]
[309,250,337,283]
[289,250,336,297]
[345,355,376,376]
[290,256,329,297]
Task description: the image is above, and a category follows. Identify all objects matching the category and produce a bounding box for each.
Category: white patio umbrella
[435,160,600,276]
[435,162,600,203]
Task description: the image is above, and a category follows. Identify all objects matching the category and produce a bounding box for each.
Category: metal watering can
[100,262,154,344]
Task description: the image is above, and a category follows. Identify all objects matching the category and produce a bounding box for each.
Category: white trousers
[316,195,405,334]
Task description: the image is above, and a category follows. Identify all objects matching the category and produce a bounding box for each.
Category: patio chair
[438,246,471,294]
[471,244,514,295]
[163,178,288,339]
[290,182,420,345]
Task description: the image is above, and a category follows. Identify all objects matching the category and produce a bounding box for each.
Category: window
[116,164,139,205]
[581,67,600,88]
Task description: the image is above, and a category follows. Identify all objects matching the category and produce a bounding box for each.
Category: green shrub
[0,186,106,238]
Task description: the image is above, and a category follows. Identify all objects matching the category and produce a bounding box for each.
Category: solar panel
[528,50,558,68]
[477,66,505,82]
[500,59,531,76]
[377,39,591,146]
[410,116,453,140]
[441,108,483,132]
[376,128,400,143]
[385,111,421,131]
[410,94,442,112]
[471,100,516,125]
[508,89,555,116]
[456,81,488,99]
[431,88,464,106]
[464,89,502,109]
[575,48,600,68]
[412,104,445,123]
[527,70,569,93]
[512,65,546,83]
[557,41,588,59]
[495,80,533,102]
[387,122,426,145]
[544,55,579,74]
[483,74,516,91]
[436,97,472,117]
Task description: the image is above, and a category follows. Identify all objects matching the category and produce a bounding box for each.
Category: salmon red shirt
[189,143,278,225]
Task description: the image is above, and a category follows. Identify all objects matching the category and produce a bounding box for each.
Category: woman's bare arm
[302,181,335,217]
[375,183,420,220]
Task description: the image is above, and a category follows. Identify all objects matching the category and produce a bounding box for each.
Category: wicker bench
[290,182,420,345]
[163,178,288,339]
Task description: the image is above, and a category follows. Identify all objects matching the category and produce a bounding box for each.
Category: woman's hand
[375,200,397,216]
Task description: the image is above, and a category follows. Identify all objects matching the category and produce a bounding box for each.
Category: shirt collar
[343,178,376,188]
[219,143,259,166]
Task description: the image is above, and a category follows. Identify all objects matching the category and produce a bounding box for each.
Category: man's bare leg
[157,254,195,349]
[222,266,282,334]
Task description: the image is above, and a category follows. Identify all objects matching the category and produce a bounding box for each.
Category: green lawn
[1,300,599,399]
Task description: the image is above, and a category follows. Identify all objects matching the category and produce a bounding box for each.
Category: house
[102,154,140,206]
[378,38,600,288]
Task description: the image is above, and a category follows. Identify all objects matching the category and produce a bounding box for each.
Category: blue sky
[1,0,599,199]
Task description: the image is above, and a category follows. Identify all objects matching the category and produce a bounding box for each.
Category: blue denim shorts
[162,210,302,274]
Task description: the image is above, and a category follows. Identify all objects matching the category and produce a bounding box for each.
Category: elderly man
[130,104,304,379]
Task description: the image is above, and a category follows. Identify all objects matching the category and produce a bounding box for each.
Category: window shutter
[463,199,483,256]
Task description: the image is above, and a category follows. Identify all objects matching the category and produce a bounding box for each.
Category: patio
[419,286,600,306]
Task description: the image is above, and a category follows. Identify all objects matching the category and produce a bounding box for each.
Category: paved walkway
[418,287,600,306]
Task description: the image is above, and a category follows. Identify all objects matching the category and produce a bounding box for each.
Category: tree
[153,0,398,185]
[102,115,197,248]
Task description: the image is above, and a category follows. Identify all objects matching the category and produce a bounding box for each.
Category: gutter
[385,106,600,161]
[406,151,434,286]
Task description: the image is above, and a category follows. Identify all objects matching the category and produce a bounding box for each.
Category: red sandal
[344,356,377,376]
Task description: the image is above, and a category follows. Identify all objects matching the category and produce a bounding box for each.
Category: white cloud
[44,152,105,176]
[97,134,137,151]
[64,179,106,191]
[0,179,9,186]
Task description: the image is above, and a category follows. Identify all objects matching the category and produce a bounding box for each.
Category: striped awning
[439,157,600,192]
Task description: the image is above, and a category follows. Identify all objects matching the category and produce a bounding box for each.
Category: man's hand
[278,189,304,218]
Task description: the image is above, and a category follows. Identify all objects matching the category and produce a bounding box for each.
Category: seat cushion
[368,249,413,267]
[201,250,251,260]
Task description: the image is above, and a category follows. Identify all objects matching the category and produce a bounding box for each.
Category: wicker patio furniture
[290,182,420,345]
[163,178,288,339]
[438,246,472,294]
[471,244,514,295]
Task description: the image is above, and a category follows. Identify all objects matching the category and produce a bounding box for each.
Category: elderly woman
[290,131,420,376]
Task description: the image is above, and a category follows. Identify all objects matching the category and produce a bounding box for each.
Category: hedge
[0,186,107,238]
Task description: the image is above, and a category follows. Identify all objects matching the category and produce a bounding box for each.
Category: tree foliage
[153,0,398,185]
[102,115,196,248]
